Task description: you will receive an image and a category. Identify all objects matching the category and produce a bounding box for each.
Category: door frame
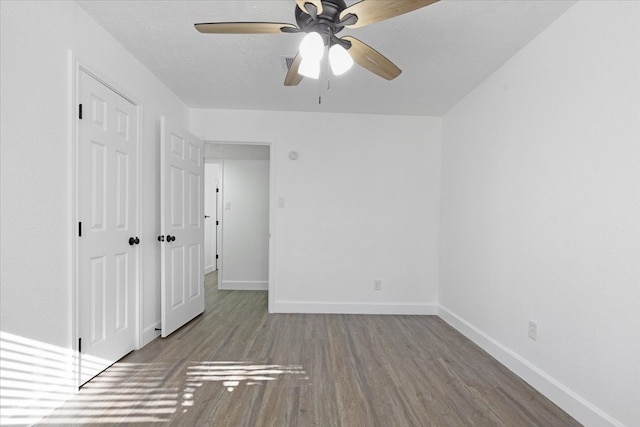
[203,141,276,312]
[69,53,144,388]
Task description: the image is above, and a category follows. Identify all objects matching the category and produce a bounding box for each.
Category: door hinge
[78,104,83,120]
[216,188,219,193]
[78,338,82,353]
[78,221,82,237]
[216,220,219,226]
[216,254,219,259]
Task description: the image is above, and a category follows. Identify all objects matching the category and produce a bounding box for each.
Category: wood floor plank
[39,272,581,426]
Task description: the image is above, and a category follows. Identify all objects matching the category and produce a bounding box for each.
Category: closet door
[77,70,138,386]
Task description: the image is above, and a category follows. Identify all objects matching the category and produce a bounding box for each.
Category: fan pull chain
[318,74,322,104]
[319,48,334,105]
[319,79,331,104]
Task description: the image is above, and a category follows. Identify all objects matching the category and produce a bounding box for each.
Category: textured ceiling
[76,0,576,116]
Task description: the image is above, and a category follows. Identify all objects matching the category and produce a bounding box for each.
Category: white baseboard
[219,281,268,291]
[272,301,438,315]
[437,305,624,427]
[141,322,161,347]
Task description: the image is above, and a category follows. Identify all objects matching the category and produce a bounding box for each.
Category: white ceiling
[76,0,576,116]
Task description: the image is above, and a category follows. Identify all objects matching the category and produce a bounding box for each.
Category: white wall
[191,110,442,314]
[439,2,640,426]
[0,1,188,415]
[204,163,220,274]
[220,160,270,290]
[205,143,270,160]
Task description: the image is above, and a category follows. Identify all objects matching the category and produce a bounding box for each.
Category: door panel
[160,117,205,337]
[171,246,185,307]
[78,70,138,386]
[115,151,130,230]
[114,253,129,332]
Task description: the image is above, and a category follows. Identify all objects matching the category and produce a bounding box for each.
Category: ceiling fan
[195,0,439,86]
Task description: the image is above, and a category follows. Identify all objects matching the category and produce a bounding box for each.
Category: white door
[160,117,205,337]
[77,70,138,386]
[215,176,220,271]
[204,164,219,273]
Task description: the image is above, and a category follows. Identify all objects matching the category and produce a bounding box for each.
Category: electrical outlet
[373,280,382,291]
[528,320,538,341]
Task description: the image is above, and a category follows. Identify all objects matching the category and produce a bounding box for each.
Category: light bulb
[329,44,354,76]
[299,57,320,79]
[299,32,324,61]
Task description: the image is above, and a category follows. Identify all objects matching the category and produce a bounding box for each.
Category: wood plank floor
[41,272,581,426]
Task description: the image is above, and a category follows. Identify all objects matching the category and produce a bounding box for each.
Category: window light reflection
[1,331,308,424]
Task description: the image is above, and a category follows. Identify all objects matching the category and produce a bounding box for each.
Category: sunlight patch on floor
[1,332,308,425]
[182,361,307,405]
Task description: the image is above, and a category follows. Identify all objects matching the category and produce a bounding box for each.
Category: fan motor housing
[295,0,348,37]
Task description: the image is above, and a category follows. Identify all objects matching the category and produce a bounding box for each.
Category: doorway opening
[203,143,271,302]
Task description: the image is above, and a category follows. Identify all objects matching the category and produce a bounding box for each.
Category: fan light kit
[195,0,440,86]
[329,44,353,76]
[297,31,353,79]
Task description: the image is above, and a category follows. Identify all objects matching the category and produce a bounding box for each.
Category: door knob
[167,235,176,242]
[129,237,140,246]
[157,235,165,242]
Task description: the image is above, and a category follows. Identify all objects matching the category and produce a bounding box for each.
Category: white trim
[219,281,268,291]
[272,301,438,315]
[68,49,79,391]
[134,103,144,351]
[217,160,225,288]
[267,142,277,313]
[70,53,143,388]
[437,305,625,427]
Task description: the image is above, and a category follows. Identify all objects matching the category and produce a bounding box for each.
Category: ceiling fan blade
[194,22,298,34]
[284,53,304,86]
[342,36,402,80]
[340,0,439,29]
[295,0,323,16]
